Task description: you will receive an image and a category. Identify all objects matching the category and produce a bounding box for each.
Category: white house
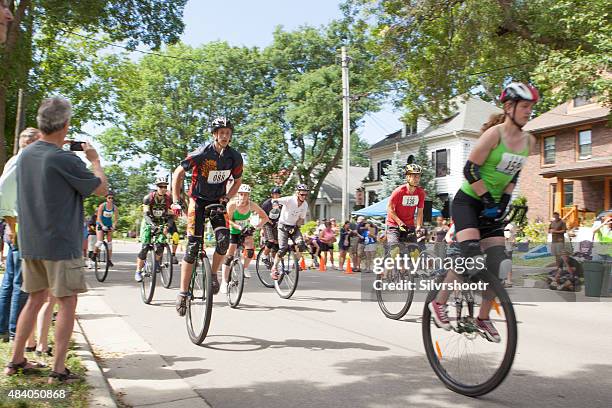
[362,96,502,217]
[313,166,369,221]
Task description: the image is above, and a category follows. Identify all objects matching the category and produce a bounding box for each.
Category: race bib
[402,195,419,207]
[496,153,526,175]
[207,170,231,184]
[102,210,113,218]
[153,209,164,218]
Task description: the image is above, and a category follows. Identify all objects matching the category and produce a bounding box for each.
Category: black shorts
[386,226,417,246]
[451,190,504,238]
[318,241,331,252]
[230,233,244,245]
[186,198,226,237]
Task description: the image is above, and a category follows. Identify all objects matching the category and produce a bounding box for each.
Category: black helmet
[271,186,282,194]
[211,116,234,133]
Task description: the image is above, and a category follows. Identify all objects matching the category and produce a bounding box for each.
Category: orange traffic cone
[345,257,353,274]
[299,257,306,271]
[319,256,327,272]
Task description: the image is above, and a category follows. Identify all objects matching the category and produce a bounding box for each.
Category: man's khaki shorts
[22,258,88,298]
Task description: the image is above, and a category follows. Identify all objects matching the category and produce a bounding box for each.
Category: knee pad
[265,240,275,249]
[215,228,230,255]
[155,244,165,257]
[224,254,234,266]
[137,245,149,260]
[246,248,254,259]
[277,246,289,258]
[485,246,507,279]
[184,236,201,264]
[458,240,482,258]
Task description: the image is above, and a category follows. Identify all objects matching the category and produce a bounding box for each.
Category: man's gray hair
[36,97,72,135]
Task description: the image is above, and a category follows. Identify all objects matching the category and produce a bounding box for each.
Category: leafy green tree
[251,20,387,215]
[98,42,270,170]
[347,0,611,122]
[0,0,188,166]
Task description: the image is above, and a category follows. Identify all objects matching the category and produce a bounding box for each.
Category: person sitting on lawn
[548,249,581,291]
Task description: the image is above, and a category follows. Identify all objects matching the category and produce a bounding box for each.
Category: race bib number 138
[402,195,419,207]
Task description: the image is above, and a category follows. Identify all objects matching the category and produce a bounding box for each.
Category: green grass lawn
[512,253,556,268]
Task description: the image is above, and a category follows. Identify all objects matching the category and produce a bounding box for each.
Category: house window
[407,155,415,164]
[543,136,556,164]
[377,160,392,181]
[367,191,378,205]
[578,129,592,160]
[551,182,574,210]
[432,149,449,177]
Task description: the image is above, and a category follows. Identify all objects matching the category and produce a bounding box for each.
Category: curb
[73,319,119,408]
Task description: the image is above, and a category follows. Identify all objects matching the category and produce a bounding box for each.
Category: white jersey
[277,195,309,226]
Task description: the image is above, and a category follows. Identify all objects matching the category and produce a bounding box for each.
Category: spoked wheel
[227,260,245,308]
[94,241,110,282]
[422,273,518,396]
[376,245,418,320]
[186,257,213,345]
[140,246,157,304]
[255,246,275,288]
[160,244,174,288]
[274,251,299,299]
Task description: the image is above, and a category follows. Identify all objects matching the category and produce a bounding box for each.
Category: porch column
[605,176,611,210]
[555,177,564,214]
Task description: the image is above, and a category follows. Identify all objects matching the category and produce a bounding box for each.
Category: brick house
[521,97,612,225]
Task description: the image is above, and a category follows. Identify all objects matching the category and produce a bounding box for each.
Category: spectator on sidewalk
[432,216,449,259]
[362,222,378,273]
[0,127,41,342]
[503,219,517,287]
[338,221,351,271]
[549,212,567,264]
[5,97,108,384]
[318,220,337,269]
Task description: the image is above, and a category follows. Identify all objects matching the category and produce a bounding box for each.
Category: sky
[179,0,403,144]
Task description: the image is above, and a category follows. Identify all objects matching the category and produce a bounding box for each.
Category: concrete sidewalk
[77,288,211,408]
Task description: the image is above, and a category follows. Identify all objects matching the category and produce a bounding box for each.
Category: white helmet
[155,175,168,186]
[238,184,252,194]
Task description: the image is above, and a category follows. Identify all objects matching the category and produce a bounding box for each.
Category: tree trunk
[0,85,7,168]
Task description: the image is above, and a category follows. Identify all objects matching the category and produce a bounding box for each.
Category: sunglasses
[158,185,168,189]
[298,193,308,197]
[107,196,114,199]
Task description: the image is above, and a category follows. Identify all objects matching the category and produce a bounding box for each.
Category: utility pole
[341,46,351,222]
[13,89,25,155]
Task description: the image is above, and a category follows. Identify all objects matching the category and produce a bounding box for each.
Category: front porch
[540,160,612,228]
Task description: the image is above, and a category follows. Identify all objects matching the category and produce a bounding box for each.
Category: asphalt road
[77,241,612,408]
